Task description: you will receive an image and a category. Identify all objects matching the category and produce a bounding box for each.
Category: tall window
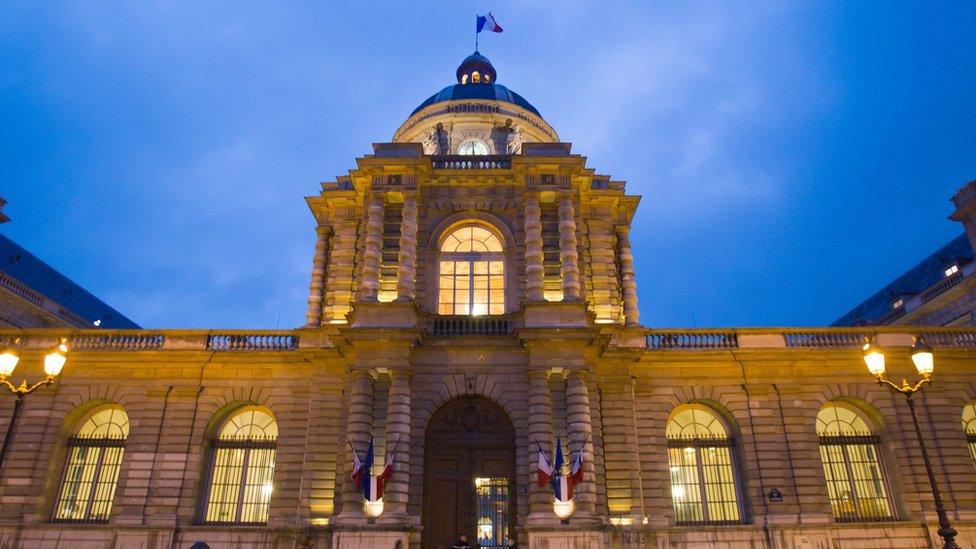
[438,224,505,315]
[666,406,741,525]
[53,406,128,522]
[203,407,277,524]
[964,403,976,468]
[817,404,893,522]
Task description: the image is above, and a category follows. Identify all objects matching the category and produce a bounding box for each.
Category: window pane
[54,407,128,523]
[668,447,703,523]
[205,410,278,524]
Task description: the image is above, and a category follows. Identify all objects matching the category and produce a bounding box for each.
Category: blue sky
[1,2,974,329]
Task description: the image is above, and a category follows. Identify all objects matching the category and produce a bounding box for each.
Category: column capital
[388,368,414,381]
[566,369,590,383]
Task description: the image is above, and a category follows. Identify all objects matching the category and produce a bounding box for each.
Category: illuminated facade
[1,53,976,548]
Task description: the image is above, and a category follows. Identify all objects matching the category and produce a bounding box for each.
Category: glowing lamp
[911,338,934,376]
[43,340,68,377]
[363,499,384,518]
[0,350,19,378]
[862,340,886,376]
[553,498,574,519]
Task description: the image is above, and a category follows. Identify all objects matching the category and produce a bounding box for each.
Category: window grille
[962,403,976,469]
[202,408,278,524]
[437,225,505,316]
[475,477,509,547]
[53,407,128,523]
[816,405,894,522]
[666,407,742,525]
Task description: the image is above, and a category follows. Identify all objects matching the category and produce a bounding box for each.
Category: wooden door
[423,398,515,549]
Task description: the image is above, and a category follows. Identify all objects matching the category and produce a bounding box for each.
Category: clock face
[457,139,489,155]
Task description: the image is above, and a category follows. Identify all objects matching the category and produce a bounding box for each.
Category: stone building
[0,53,975,549]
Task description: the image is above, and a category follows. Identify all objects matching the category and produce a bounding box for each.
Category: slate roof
[832,233,974,326]
[0,233,139,329]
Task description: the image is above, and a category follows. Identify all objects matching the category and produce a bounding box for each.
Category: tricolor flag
[536,441,554,487]
[551,436,573,502]
[569,442,584,487]
[350,440,366,485]
[358,439,376,500]
[476,13,503,33]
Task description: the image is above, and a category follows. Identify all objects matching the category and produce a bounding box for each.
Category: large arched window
[817,404,893,522]
[666,406,741,524]
[53,406,128,522]
[963,402,976,468]
[202,407,277,524]
[438,224,505,315]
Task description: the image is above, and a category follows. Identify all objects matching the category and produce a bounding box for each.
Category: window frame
[200,408,278,525]
[436,224,506,316]
[665,406,744,526]
[51,407,129,524]
[963,403,976,468]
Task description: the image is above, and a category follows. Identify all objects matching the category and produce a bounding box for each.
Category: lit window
[461,74,468,85]
[472,71,481,83]
[475,477,509,546]
[963,403,976,469]
[945,264,959,277]
[666,406,741,525]
[438,224,505,316]
[484,74,491,83]
[53,407,128,523]
[816,404,893,522]
[203,407,277,524]
[891,299,903,310]
[457,139,489,155]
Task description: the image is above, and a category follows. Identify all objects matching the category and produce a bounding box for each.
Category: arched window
[461,74,468,85]
[963,403,976,468]
[202,407,277,524]
[472,71,481,83]
[666,406,741,524]
[817,404,893,521]
[438,224,505,315]
[484,73,491,83]
[53,406,128,522]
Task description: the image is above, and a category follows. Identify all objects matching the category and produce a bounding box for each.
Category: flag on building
[569,441,584,487]
[476,13,503,33]
[350,440,366,485]
[536,441,554,487]
[550,436,573,502]
[358,438,377,501]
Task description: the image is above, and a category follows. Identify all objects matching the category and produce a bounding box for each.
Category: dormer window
[472,71,481,84]
[483,74,491,83]
[892,298,904,310]
[461,74,468,85]
[945,264,959,277]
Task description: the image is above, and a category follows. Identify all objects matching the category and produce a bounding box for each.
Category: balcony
[427,315,516,336]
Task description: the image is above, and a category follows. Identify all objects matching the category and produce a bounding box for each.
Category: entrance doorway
[423,397,516,549]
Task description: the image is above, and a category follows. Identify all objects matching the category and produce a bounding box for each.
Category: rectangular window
[53,438,125,523]
[438,260,503,315]
[945,264,959,277]
[475,477,509,548]
[818,437,893,522]
[203,441,276,524]
[667,439,740,525]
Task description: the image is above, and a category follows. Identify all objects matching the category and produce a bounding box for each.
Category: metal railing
[428,316,515,336]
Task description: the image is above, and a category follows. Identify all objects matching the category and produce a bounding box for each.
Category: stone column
[305,226,332,327]
[616,226,640,326]
[359,193,384,302]
[566,370,596,514]
[383,370,412,518]
[525,192,544,302]
[341,370,374,517]
[396,194,419,302]
[558,192,581,301]
[527,369,554,516]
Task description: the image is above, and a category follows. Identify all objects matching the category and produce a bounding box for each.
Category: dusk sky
[2,2,975,329]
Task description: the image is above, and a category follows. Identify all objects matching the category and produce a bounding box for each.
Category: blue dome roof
[411,83,541,117]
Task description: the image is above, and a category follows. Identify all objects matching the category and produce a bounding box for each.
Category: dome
[410,51,541,117]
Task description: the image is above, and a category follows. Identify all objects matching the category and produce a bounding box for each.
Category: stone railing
[646,330,738,351]
[0,270,91,329]
[431,155,511,170]
[206,332,299,351]
[919,271,964,303]
[646,328,976,351]
[427,315,515,336]
[72,333,166,351]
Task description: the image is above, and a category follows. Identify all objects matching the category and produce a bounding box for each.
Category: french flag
[569,443,584,488]
[536,441,554,487]
[550,437,573,502]
[476,13,503,33]
[357,439,376,500]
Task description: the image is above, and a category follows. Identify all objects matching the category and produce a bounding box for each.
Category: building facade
[0,53,975,549]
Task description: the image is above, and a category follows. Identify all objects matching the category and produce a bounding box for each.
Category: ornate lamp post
[862,337,958,548]
[0,337,68,473]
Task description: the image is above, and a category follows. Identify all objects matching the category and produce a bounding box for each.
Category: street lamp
[862,336,958,548]
[0,337,69,473]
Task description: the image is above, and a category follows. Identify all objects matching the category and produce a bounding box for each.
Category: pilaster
[558,192,581,301]
[525,192,545,302]
[396,194,418,302]
[359,193,384,302]
[616,226,639,326]
[306,226,332,327]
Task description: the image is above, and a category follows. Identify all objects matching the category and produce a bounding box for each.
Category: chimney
[950,180,976,253]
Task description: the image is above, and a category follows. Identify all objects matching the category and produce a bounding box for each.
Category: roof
[0,233,140,328]
[832,233,974,326]
[411,83,541,117]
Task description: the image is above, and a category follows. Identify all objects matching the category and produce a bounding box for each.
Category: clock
[457,139,489,155]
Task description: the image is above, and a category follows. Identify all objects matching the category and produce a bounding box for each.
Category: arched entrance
[423,397,516,549]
